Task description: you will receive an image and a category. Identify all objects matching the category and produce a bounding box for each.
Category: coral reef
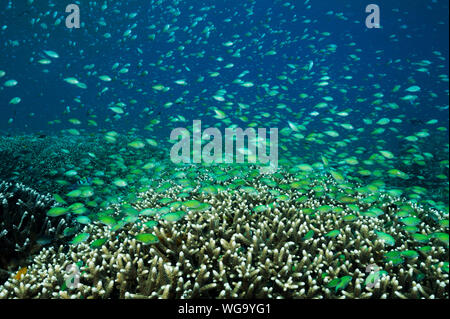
[0,181,74,283]
[0,135,90,193]
[0,134,165,196]
[0,169,447,299]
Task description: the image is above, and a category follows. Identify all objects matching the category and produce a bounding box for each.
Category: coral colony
[0,158,448,298]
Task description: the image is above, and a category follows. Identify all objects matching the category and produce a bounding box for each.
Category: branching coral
[0,169,447,299]
[0,181,74,283]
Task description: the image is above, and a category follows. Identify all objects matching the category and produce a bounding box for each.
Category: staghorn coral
[0,168,447,299]
[0,181,74,283]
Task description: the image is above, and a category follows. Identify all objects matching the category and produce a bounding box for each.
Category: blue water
[1,0,448,134]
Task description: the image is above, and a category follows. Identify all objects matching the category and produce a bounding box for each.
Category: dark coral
[0,181,75,283]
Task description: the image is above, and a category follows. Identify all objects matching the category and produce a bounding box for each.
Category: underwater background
[0,0,448,299]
